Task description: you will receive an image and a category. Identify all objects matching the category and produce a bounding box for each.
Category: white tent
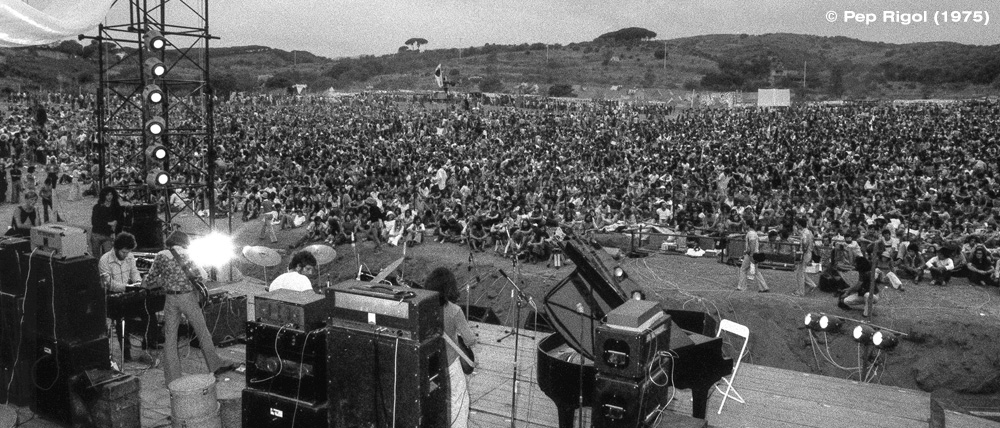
[0,0,115,47]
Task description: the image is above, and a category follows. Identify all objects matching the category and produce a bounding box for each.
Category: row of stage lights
[142,28,170,188]
[803,313,899,350]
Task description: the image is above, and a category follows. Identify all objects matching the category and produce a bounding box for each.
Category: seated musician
[99,232,152,360]
[268,251,317,293]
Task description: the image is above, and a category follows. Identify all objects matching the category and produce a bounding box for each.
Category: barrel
[169,374,218,421]
[216,375,245,428]
[172,406,222,428]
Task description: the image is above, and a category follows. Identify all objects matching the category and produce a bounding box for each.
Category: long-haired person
[423,267,476,428]
[91,186,124,257]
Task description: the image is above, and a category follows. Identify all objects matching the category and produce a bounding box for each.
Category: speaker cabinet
[245,321,326,404]
[31,336,111,424]
[593,372,672,428]
[0,237,30,296]
[242,388,329,428]
[595,314,671,380]
[0,293,35,406]
[25,254,105,344]
[326,321,448,428]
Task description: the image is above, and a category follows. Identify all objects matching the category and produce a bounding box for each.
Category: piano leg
[555,404,577,428]
[690,385,710,419]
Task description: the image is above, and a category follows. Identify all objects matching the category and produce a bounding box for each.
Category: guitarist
[143,231,238,387]
[423,267,477,428]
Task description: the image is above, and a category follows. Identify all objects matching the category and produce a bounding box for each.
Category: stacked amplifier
[593,300,673,428]
[0,234,110,424]
[244,289,334,428]
[326,281,448,428]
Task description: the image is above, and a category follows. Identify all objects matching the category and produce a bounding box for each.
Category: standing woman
[91,187,125,257]
[423,267,477,428]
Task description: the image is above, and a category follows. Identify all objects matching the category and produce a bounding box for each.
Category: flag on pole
[434,64,444,88]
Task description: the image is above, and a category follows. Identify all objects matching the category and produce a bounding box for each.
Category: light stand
[496,268,537,428]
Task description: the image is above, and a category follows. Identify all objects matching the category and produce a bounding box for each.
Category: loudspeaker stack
[592,300,673,428]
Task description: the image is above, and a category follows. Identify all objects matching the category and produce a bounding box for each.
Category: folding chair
[715,319,749,414]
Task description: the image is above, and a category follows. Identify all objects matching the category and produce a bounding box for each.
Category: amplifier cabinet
[25,254,105,344]
[595,313,671,380]
[255,289,334,331]
[31,336,111,425]
[0,237,30,296]
[242,388,329,428]
[327,281,442,342]
[327,320,448,428]
[593,372,672,428]
[246,321,327,404]
[193,293,248,348]
[0,293,35,406]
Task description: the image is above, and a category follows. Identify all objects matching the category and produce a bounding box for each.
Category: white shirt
[269,271,312,292]
[98,250,141,293]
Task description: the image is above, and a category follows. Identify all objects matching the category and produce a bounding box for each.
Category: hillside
[1,33,999,101]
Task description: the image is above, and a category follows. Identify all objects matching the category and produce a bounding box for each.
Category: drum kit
[241,244,337,286]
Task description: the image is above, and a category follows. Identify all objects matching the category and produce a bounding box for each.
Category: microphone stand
[495,266,537,428]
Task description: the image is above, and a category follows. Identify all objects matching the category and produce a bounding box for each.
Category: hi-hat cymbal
[242,246,281,267]
[303,244,337,265]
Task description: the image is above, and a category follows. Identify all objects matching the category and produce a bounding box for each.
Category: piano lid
[543,239,628,360]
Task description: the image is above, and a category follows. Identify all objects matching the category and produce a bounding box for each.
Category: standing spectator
[6,190,38,237]
[90,187,125,257]
[794,218,817,296]
[736,219,769,292]
[9,163,22,204]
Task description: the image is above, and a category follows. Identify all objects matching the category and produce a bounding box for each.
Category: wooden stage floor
[7,290,998,428]
[467,321,940,428]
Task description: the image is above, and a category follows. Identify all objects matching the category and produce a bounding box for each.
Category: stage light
[804,312,821,330]
[145,144,167,162]
[146,170,169,187]
[189,232,235,268]
[613,266,628,280]
[145,117,166,136]
[144,29,166,51]
[819,314,843,332]
[145,57,166,77]
[872,331,899,350]
[852,325,876,344]
[143,84,164,104]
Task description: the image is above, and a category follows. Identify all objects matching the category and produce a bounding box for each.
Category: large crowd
[3,92,1000,282]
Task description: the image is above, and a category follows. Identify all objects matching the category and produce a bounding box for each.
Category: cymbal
[242,246,281,267]
[303,244,337,265]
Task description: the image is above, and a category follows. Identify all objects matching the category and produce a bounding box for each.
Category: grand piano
[537,239,733,428]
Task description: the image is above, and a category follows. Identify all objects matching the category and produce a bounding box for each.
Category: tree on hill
[398,46,409,53]
[405,37,428,51]
[595,27,657,44]
[548,84,575,97]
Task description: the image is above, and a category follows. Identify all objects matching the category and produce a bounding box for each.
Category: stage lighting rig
[872,331,899,350]
[146,170,170,187]
[145,57,166,78]
[144,29,166,51]
[145,144,167,162]
[613,266,628,281]
[818,314,842,332]
[145,117,166,136]
[852,325,876,344]
[143,84,164,105]
[189,232,235,268]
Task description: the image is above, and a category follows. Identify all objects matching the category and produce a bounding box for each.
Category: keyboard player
[98,232,147,361]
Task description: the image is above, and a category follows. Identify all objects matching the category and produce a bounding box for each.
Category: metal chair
[715,319,749,414]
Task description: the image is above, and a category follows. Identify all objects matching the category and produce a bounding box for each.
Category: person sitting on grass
[925,247,955,286]
[466,220,488,252]
[838,256,879,316]
[896,242,925,285]
[966,245,996,287]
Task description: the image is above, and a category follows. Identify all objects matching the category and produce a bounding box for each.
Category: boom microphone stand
[496,257,535,343]
[496,268,537,428]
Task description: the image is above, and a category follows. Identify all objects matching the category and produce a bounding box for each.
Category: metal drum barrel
[169,374,219,422]
[216,375,245,428]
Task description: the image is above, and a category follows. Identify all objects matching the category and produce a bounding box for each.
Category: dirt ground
[17,191,1000,413]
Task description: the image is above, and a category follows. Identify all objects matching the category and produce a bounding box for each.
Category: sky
[99,0,997,59]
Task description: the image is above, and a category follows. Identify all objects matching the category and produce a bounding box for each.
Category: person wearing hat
[143,231,238,386]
